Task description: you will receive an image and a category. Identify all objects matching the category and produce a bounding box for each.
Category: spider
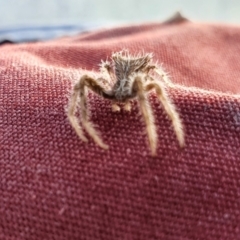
[67,50,184,156]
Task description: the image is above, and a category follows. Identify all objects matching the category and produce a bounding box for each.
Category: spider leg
[154,66,174,86]
[146,64,173,86]
[100,60,116,84]
[97,77,112,89]
[67,84,88,142]
[145,81,184,147]
[68,74,114,150]
[133,76,158,156]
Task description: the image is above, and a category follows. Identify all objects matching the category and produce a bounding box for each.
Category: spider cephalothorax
[67,50,184,156]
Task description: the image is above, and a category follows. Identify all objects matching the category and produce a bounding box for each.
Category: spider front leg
[68,74,114,149]
[133,76,158,156]
[145,81,184,147]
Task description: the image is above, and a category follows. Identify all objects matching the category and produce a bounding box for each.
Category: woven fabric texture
[0,19,240,240]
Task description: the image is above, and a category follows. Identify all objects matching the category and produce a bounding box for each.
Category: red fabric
[0,19,240,240]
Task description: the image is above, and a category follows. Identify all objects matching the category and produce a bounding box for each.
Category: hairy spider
[67,50,184,156]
